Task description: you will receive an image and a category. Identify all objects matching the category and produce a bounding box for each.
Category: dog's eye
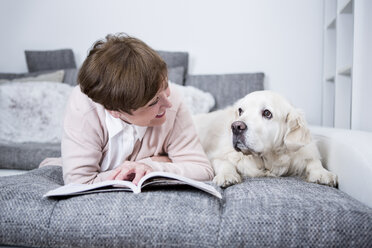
[262,109,273,119]
[238,108,244,116]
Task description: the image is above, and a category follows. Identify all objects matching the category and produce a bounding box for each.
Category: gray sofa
[0,49,371,248]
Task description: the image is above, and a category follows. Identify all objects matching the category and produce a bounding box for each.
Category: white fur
[193,90,337,187]
[171,83,215,114]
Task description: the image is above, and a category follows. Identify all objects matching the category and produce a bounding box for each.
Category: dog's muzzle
[232,121,249,153]
[231,121,247,135]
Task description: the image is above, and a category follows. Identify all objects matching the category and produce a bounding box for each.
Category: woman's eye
[262,109,273,119]
[149,97,159,107]
[238,108,244,116]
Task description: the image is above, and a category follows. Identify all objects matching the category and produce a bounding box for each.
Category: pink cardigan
[41,85,213,184]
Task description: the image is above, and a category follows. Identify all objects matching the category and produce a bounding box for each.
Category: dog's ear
[284,109,311,152]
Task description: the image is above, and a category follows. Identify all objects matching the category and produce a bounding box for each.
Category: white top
[100,110,147,171]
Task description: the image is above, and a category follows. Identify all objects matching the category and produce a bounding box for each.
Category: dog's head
[231,90,311,155]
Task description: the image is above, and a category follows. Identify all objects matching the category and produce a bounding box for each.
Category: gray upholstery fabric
[168,66,185,85]
[25,49,76,72]
[1,166,371,247]
[219,177,372,247]
[0,142,60,170]
[63,68,79,86]
[156,50,189,84]
[0,166,221,248]
[0,69,78,86]
[0,70,56,80]
[185,73,264,110]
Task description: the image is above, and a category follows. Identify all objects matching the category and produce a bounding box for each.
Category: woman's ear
[284,108,311,152]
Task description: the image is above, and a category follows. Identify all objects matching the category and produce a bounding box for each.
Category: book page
[138,172,222,199]
[43,180,139,197]
[44,173,222,199]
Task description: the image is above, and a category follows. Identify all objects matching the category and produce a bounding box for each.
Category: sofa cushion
[171,83,215,114]
[185,73,264,110]
[0,81,73,144]
[0,166,221,247]
[63,68,79,85]
[0,69,77,85]
[25,49,77,72]
[157,50,189,84]
[0,70,65,84]
[0,166,371,247]
[168,66,184,85]
[0,71,48,80]
[219,177,372,247]
[0,142,60,170]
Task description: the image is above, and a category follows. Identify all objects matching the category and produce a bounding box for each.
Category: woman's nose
[161,91,172,109]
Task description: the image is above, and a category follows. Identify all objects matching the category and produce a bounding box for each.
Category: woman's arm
[62,121,113,184]
[61,89,114,185]
[138,101,214,181]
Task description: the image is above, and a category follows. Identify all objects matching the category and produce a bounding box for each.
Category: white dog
[193,90,337,187]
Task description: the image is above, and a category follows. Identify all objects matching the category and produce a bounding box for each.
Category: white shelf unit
[351,0,372,132]
[322,0,354,129]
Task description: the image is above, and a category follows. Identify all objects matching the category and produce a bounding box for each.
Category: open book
[44,171,222,199]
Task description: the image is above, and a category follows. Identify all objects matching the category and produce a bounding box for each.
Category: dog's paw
[306,169,338,187]
[213,172,242,187]
[264,170,278,177]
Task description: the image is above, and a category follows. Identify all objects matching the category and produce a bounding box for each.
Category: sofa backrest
[156,50,265,110]
[1,49,265,110]
[156,50,189,85]
[185,73,264,110]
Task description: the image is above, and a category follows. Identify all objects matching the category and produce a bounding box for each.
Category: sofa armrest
[310,126,372,208]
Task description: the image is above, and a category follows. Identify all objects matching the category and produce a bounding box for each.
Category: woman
[41,34,213,185]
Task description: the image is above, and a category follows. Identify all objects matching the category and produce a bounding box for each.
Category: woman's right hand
[107,161,153,185]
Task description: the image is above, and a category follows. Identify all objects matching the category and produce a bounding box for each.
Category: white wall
[0,0,324,125]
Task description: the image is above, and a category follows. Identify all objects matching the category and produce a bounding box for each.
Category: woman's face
[108,83,172,127]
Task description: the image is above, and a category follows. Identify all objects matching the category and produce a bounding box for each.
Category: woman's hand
[107,161,153,185]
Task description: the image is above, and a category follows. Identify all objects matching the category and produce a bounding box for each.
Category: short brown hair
[78,33,167,113]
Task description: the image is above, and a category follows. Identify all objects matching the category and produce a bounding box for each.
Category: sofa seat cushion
[0,166,221,248]
[219,177,372,247]
[0,166,371,247]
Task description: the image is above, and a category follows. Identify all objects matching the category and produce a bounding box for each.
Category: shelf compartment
[325,0,337,28]
[322,81,335,127]
[324,28,336,78]
[326,18,336,29]
[339,0,353,14]
[325,75,335,82]
[334,75,352,129]
[336,8,354,76]
[338,66,352,76]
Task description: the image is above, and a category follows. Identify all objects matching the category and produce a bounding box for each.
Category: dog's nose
[231,121,247,134]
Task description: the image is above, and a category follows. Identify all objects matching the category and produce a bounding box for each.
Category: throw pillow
[156,50,189,77]
[63,68,79,85]
[168,66,184,85]
[170,82,215,114]
[25,49,76,72]
[0,70,65,84]
[0,81,73,143]
[185,73,265,110]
